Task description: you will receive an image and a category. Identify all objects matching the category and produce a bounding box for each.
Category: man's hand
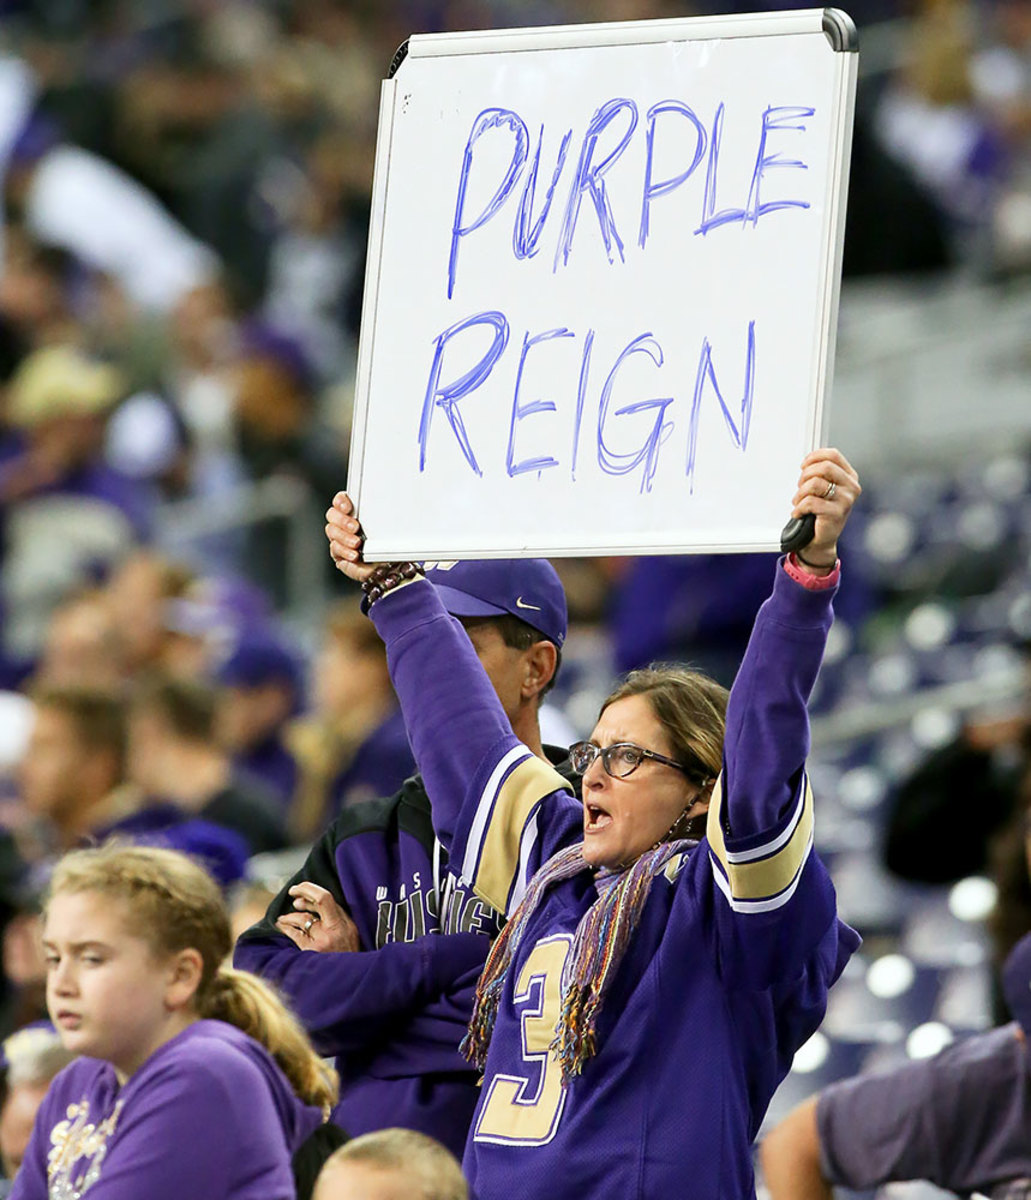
[790,447,861,571]
[276,881,361,953]
[325,492,377,585]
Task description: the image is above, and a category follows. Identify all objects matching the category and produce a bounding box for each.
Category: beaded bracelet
[361,561,423,608]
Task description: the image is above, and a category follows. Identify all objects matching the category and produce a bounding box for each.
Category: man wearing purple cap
[761,932,1031,1200]
[235,559,573,1159]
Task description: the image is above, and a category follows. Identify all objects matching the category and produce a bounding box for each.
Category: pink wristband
[784,553,840,590]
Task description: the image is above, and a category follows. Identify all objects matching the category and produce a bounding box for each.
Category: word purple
[447,98,815,297]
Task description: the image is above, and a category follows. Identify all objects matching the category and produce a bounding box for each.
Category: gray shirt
[817,1024,1031,1199]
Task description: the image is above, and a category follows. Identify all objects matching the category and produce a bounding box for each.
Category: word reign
[418,312,757,495]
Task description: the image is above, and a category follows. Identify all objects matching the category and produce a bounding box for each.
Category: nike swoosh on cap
[515,596,542,611]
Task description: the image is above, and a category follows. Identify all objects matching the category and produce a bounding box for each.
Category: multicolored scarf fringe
[461,837,696,1083]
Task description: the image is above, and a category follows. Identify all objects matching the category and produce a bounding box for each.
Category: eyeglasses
[568,740,692,780]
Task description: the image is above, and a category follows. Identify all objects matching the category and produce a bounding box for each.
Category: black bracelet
[361,561,423,609]
[795,548,837,571]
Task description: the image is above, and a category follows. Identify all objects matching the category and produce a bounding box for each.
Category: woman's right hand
[325,491,377,586]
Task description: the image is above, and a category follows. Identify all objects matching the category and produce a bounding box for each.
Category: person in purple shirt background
[215,627,306,814]
[326,447,862,1200]
[761,929,1031,1200]
[283,600,416,842]
[126,674,288,857]
[13,842,339,1200]
[606,523,874,688]
[235,559,575,1160]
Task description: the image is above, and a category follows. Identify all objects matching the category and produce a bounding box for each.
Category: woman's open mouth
[584,803,613,833]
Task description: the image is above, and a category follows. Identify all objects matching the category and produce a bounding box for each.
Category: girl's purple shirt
[11,1019,322,1200]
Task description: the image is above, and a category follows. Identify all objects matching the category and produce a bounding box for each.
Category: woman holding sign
[324,447,861,1200]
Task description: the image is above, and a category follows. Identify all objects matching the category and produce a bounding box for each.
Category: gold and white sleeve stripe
[460,748,573,915]
[705,773,814,913]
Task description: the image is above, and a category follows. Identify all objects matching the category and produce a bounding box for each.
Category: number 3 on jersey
[474,934,573,1147]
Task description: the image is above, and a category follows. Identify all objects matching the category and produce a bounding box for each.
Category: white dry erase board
[348,9,858,559]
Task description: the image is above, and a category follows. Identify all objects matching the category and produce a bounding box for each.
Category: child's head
[313,1129,467,1200]
[43,843,338,1109]
[43,843,231,1077]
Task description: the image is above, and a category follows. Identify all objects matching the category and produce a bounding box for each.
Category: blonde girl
[13,843,338,1200]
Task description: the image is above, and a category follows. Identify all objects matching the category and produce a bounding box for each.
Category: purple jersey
[11,1020,323,1200]
[370,564,859,1200]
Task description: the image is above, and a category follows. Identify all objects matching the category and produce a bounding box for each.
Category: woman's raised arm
[325,496,581,915]
[698,448,862,989]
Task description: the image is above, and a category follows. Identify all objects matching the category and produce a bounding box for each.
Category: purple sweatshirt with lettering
[12,1020,323,1200]
[234,779,506,1157]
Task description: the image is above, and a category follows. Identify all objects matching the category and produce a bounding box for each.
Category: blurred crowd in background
[0,0,1029,1194]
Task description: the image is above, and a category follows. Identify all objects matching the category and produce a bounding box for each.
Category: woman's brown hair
[601,665,729,787]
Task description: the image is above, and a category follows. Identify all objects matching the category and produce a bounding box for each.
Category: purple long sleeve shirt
[369,562,860,1200]
[11,1020,323,1200]
[818,1024,1031,1196]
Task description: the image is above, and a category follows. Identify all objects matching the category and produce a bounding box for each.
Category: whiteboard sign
[349,10,857,559]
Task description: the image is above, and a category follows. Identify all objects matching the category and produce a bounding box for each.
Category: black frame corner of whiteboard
[387,39,410,78]
[822,9,858,52]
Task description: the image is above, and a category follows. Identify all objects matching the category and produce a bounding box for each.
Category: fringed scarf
[461,836,698,1083]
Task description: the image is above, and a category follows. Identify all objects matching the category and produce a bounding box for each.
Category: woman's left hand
[790,447,861,567]
[276,882,361,953]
